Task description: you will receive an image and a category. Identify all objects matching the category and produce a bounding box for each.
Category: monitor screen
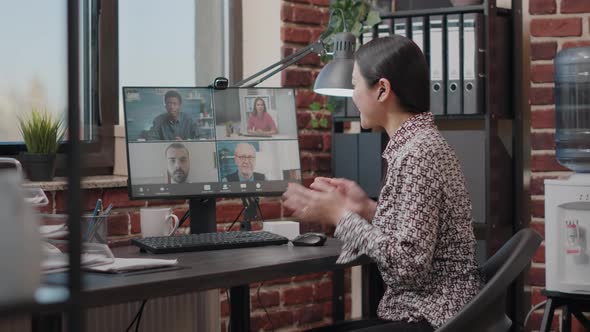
[123,87,302,199]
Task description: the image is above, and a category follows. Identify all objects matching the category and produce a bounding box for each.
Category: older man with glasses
[223,142,266,182]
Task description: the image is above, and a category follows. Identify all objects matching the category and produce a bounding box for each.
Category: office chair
[435,228,542,332]
[310,228,542,332]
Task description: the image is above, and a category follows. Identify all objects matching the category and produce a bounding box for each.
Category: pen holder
[81,214,109,245]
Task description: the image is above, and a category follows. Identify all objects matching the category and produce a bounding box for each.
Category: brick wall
[528,0,590,331]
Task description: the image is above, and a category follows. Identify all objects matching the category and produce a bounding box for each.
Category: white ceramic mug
[140,207,179,237]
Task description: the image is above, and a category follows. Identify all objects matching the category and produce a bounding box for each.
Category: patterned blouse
[334,112,483,329]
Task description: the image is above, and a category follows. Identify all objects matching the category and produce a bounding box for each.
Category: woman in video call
[247,97,278,135]
[283,35,482,332]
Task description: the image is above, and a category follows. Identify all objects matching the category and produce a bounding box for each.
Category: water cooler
[545,47,590,294]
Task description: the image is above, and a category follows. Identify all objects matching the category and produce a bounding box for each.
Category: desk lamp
[234,11,356,97]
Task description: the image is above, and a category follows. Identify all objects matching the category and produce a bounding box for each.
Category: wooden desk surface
[45,239,370,308]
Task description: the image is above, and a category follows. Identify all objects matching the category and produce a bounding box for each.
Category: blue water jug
[555,47,590,172]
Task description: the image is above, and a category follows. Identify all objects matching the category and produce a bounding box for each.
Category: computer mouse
[292,232,327,247]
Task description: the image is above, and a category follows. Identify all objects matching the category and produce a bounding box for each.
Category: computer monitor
[122,87,302,200]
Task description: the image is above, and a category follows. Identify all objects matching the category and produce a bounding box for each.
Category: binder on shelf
[446,14,461,115]
[429,15,444,115]
[463,13,485,115]
[411,17,425,53]
[393,18,408,37]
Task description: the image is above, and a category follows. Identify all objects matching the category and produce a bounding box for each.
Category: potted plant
[321,0,382,49]
[17,108,65,181]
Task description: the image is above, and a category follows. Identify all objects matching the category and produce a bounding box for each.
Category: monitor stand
[189,198,216,234]
[188,196,255,331]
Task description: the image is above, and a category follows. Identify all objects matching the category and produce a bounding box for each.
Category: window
[118,0,232,123]
[0,0,241,175]
[0,0,95,144]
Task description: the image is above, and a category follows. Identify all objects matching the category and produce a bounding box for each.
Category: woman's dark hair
[252,97,267,115]
[164,90,182,104]
[354,35,430,113]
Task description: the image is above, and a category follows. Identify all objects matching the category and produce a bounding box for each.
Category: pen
[84,199,102,241]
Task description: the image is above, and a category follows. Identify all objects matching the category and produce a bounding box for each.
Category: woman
[247,97,278,135]
[283,35,483,332]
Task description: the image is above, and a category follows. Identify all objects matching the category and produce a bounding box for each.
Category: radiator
[0,290,219,332]
[84,290,219,332]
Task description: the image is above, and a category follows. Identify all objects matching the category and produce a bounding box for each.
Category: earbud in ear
[378,88,385,100]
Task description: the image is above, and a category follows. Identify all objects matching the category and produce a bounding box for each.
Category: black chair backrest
[436,228,543,332]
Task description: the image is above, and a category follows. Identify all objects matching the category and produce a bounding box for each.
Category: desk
[43,239,370,331]
[539,290,590,332]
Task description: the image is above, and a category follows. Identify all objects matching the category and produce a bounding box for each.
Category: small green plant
[309,101,336,129]
[321,0,382,48]
[18,108,65,154]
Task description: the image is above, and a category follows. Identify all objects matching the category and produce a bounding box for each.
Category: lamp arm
[234,39,325,87]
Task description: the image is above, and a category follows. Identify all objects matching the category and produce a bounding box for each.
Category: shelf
[382,4,486,19]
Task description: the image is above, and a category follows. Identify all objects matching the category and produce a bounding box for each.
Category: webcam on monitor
[211,77,229,90]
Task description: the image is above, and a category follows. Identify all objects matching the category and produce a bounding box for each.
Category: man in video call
[166,143,190,184]
[146,90,199,140]
[224,143,266,182]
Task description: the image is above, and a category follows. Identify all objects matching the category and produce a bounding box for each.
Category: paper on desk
[42,253,114,274]
[40,224,68,239]
[84,258,178,273]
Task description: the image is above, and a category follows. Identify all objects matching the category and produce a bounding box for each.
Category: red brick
[531,108,555,129]
[322,133,332,153]
[130,211,141,234]
[529,0,556,14]
[314,281,332,300]
[295,90,325,109]
[286,0,310,3]
[282,285,314,305]
[106,213,129,236]
[215,201,243,223]
[251,290,280,310]
[102,188,146,208]
[531,132,555,150]
[301,154,313,171]
[299,133,324,150]
[532,243,546,263]
[282,4,326,25]
[315,153,332,172]
[531,64,554,83]
[530,223,545,238]
[55,189,103,213]
[563,40,590,49]
[283,46,322,66]
[294,304,325,324]
[528,266,546,286]
[251,311,294,331]
[531,42,557,60]
[530,87,555,105]
[561,0,590,13]
[531,154,569,172]
[310,0,330,6]
[530,18,582,37]
[282,68,313,87]
[531,199,545,218]
[530,174,559,195]
[259,200,282,219]
[310,27,325,42]
[281,26,312,44]
[298,111,312,129]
